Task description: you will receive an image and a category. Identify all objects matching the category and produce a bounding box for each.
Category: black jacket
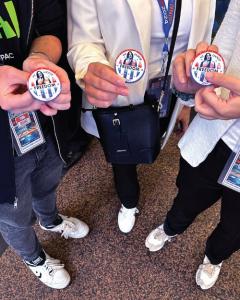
[0,0,65,204]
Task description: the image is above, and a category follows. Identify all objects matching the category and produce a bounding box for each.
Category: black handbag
[91,0,182,164]
[92,100,160,164]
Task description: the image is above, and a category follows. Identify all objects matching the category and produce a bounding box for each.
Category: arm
[22,1,70,115]
[67,0,128,108]
[213,0,240,66]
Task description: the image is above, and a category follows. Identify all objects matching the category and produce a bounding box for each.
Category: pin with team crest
[115,49,146,83]
[191,51,225,86]
[28,68,62,102]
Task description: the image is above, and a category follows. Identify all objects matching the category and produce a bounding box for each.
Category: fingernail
[180,77,187,84]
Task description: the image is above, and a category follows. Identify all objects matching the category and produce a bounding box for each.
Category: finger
[3,91,36,111]
[207,44,219,53]
[4,66,29,85]
[51,66,71,94]
[88,63,127,87]
[195,41,210,55]
[173,54,188,84]
[9,101,43,113]
[51,93,71,105]
[195,88,221,118]
[47,101,71,111]
[85,84,118,104]
[87,95,112,108]
[206,72,240,95]
[185,49,196,77]
[39,104,58,116]
[198,113,216,120]
[85,72,129,96]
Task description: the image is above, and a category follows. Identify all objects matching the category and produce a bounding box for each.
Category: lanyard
[157,0,176,54]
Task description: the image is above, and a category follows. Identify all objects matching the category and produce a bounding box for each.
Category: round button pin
[28,68,61,102]
[115,49,146,83]
[191,51,225,86]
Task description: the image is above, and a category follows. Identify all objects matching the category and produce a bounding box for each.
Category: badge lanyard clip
[157,0,176,74]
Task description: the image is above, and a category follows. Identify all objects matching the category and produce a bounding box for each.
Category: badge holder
[147,0,182,119]
[218,141,240,193]
[8,111,45,156]
[148,75,172,118]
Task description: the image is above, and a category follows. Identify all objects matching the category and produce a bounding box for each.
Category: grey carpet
[0,137,239,300]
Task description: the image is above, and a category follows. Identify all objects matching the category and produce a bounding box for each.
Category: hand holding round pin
[115,49,146,84]
[28,68,62,102]
[172,42,220,94]
[191,51,225,86]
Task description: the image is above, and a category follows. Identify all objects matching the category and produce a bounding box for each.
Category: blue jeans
[0,135,63,261]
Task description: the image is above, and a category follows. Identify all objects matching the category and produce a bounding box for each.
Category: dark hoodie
[0,0,64,204]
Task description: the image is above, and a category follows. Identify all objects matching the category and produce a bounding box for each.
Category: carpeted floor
[0,137,239,300]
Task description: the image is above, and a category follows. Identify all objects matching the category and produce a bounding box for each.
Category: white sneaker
[25,253,71,289]
[196,256,222,290]
[118,205,139,233]
[145,224,176,252]
[40,214,89,239]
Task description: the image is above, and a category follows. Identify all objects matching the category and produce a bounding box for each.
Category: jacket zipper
[26,0,34,48]
[27,0,66,165]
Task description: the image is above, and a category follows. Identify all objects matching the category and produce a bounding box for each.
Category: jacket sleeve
[213,0,240,67]
[34,0,64,40]
[67,0,110,88]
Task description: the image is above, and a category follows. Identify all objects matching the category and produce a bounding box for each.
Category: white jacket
[179,0,240,167]
[67,0,216,147]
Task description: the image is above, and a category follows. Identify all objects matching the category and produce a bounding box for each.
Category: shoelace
[154,227,166,241]
[201,263,221,277]
[59,219,76,239]
[120,207,139,217]
[44,258,65,276]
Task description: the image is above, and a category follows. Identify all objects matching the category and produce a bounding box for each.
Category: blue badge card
[148,75,172,118]
[218,147,240,193]
[8,111,45,156]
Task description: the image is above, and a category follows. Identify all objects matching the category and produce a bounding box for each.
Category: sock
[25,250,46,266]
[43,215,63,229]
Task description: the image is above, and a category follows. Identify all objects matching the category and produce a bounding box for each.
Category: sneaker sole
[145,238,166,252]
[195,269,218,290]
[42,275,71,289]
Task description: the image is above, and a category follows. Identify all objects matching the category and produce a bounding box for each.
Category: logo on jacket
[0,1,20,39]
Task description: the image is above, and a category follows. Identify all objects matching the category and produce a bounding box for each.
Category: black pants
[112,164,139,209]
[164,140,240,265]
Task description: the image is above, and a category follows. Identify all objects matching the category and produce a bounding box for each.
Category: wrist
[28,51,52,62]
[172,87,195,107]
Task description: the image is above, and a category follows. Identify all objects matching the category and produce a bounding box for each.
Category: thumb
[6,66,29,85]
[206,72,240,95]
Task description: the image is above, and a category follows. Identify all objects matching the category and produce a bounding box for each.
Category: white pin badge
[28,69,61,102]
[115,49,146,83]
[191,51,225,86]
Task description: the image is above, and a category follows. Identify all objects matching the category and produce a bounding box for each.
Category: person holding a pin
[146,0,240,290]
[67,0,216,233]
[0,0,89,290]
